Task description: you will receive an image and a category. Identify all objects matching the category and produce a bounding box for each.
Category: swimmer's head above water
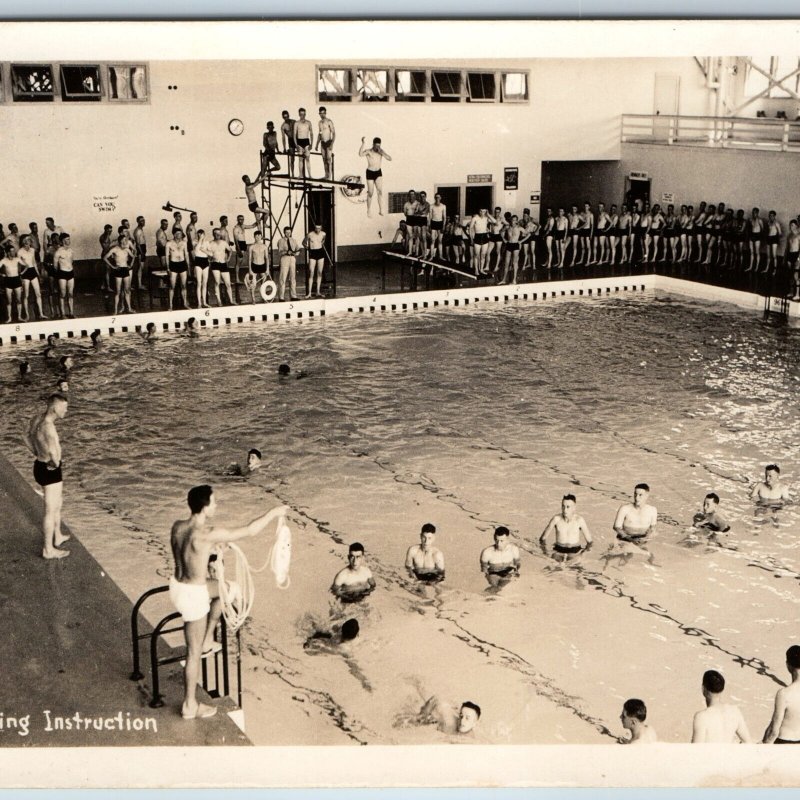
[633,483,650,506]
[458,701,481,734]
[247,448,262,471]
[702,669,725,700]
[420,522,436,549]
[341,618,359,642]
[348,542,365,568]
[764,464,781,486]
[561,494,577,518]
[703,492,720,515]
[493,526,510,549]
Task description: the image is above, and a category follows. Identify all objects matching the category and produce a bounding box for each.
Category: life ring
[260,279,278,302]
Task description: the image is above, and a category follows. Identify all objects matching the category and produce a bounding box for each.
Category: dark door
[436,185,461,219]
[307,189,335,289]
[465,184,493,217]
[625,178,651,211]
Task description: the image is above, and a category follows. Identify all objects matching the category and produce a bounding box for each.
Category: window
[108,65,148,101]
[388,193,406,214]
[432,71,462,102]
[769,55,800,98]
[744,56,800,100]
[395,69,426,102]
[357,69,389,102]
[501,71,528,102]
[60,65,102,102]
[466,72,496,102]
[318,68,353,102]
[11,64,55,102]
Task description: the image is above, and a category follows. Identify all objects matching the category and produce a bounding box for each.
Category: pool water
[2,293,799,745]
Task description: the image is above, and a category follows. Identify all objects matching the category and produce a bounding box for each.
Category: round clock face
[228,118,244,136]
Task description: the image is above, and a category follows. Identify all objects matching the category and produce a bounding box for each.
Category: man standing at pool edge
[170,485,288,720]
[26,393,70,559]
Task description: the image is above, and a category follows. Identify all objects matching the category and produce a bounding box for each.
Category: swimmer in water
[763,645,800,744]
[750,464,791,505]
[620,698,658,744]
[90,330,101,348]
[43,334,58,359]
[59,355,74,375]
[19,360,31,380]
[304,618,360,652]
[56,378,69,394]
[613,483,657,543]
[224,448,262,477]
[693,492,731,534]
[331,542,376,603]
[405,523,445,584]
[691,669,752,743]
[277,363,308,379]
[141,322,158,340]
[539,494,593,561]
[480,526,521,587]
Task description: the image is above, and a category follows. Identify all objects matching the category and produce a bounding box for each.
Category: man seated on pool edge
[539,493,593,561]
[331,542,376,603]
[750,464,791,506]
[613,483,658,543]
[480,526,521,586]
[405,522,445,584]
[693,492,731,534]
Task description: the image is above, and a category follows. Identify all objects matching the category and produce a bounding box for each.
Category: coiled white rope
[216,515,292,632]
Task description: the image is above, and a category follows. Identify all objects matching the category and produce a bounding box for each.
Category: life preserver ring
[260,279,277,302]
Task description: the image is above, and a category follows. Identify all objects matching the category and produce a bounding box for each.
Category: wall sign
[629,170,649,180]
[661,192,675,204]
[93,194,118,213]
[530,192,541,203]
[467,174,492,183]
[504,168,519,191]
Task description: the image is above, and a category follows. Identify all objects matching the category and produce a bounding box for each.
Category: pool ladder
[129,586,242,709]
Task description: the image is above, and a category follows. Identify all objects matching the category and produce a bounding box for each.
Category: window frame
[356,67,390,102]
[10,63,57,102]
[59,63,103,102]
[106,63,150,103]
[394,68,428,102]
[500,70,529,103]
[465,70,497,103]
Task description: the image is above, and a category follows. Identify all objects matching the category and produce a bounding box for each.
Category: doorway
[465,184,494,217]
[435,185,461,218]
[306,188,335,290]
[625,177,651,211]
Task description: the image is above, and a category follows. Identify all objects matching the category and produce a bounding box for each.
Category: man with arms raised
[331,542,376,603]
[691,669,752,743]
[539,494,593,561]
[763,645,800,744]
[405,523,445,584]
[480,526,521,587]
[26,393,70,559]
[170,484,288,719]
[613,483,657,543]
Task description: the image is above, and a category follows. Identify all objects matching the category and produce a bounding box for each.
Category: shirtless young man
[315,107,336,181]
[133,216,147,288]
[580,202,595,266]
[262,121,281,173]
[500,215,523,285]
[765,211,783,275]
[185,212,198,269]
[469,208,497,276]
[488,207,505,274]
[293,108,314,179]
[280,110,297,171]
[0,244,24,323]
[402,191,420,256]
[103,234,134,315]
[693,492,731,534]
[428,194,447,260]
[247,230,271,303]
[539,494,593,562]
[207,229,234,307]
[480,526,521,587]
[303,223,327,298]
[18,235,46,320]
[620,698,658,744]
[331,542,376,603]
[170,484,288,719]
[763,645,800,744]
[613,483,658,544]
[26,393,70,559]
[405,523,445,584]
[554,208,569,268]
[54,233,76,319]
[166,229,190,310]
[416,192,432,259]
[593,202,611,264]
[750,464,791,505]
[156,218,170,272]
[359,137,392,217]
[233,211,259,284]
[193,229,212,308]
[691,670,752,743]
[747,207,764,273]
[567,205,582,267]
[787,220,800,301]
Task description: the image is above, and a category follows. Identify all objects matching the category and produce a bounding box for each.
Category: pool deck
[0,256,796,752]
[0,448,249,747]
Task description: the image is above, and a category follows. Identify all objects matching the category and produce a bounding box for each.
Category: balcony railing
[622,114,800,153]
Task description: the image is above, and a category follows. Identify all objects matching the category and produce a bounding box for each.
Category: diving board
[383,251,478,281]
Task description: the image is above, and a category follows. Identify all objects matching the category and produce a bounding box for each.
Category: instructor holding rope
[170,484,289,720]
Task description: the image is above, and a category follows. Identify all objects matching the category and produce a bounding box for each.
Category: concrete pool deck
[0,448,249,747]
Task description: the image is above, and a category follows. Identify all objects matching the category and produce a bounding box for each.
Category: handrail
[623,112,800,126]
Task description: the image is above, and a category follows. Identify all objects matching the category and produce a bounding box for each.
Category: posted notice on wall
[93,195,119,213]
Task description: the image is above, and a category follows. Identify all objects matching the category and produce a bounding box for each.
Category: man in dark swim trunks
[764,645,800,743]
[331,542,376,603]
[280,110,297,172]
[405,523,446,584]
[359,136,392,217]
[539,494,593,561]
[693,492,731,534]
[26,393,70,559]
[480,526,521,587]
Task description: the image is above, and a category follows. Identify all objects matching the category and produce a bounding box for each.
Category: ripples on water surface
[1,294,799,745]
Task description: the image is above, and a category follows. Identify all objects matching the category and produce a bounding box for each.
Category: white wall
[2,57,711,260]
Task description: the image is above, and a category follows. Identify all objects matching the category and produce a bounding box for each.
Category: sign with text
[629,170,649,180]
[530,192,541,204]
[661,192,675,204]
[504,167,519,191]
[93,194,119,213]
[467,174,492,183]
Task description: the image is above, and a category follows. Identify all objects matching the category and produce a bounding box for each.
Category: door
[435,185,461,219]
[625,178,651,211]
[653,74,680,141]
[465,184,494,217]
[307,189,335,284]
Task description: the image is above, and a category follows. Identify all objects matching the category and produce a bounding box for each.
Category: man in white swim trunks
[170,484,288,720]
[405,523,445,584]
[691,669,752,743]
